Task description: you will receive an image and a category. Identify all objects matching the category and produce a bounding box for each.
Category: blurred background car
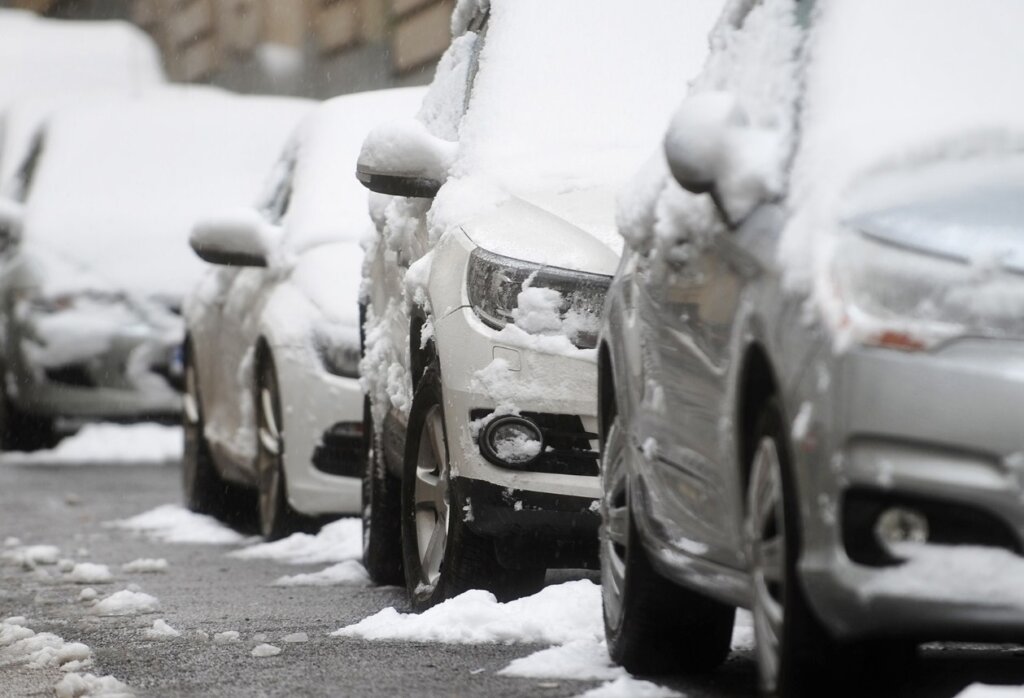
[599,0,1024,694]
[356,0,726,608]
[0,86,308,449]
[183,87,424,540]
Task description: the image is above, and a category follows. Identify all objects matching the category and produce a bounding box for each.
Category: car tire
[602,412,735,674]
[401,365,543,611]
[255,357,305,540]
[182,346,241,518]
[0,368,56,452]
[362,396,404,586]
[745,398,917,697]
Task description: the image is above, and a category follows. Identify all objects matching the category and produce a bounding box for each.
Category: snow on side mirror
[190,208,275,268]
[664,92,784,226]
[356,118,456,199]
[0,198,24,253]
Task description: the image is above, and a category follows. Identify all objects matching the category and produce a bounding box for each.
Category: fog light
[479,415,544,468]
[874,506,929,554]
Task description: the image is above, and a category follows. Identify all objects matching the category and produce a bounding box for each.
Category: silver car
[599,0,1024,695]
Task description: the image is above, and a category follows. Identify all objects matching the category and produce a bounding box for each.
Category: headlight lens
[466,247,611,349]
[832,232,1024,350]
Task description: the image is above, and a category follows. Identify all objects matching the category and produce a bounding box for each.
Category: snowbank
[0,424,182,465]
[332,580,601,645]
[272,560,370,587]
[109,504,248,545]
[956,686,1024,698]
[230,518,360,565]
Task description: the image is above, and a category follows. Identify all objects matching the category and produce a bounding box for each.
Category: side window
[415,11,489,141]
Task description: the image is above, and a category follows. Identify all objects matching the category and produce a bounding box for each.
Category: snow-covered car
[0,9,164,188]
[356,0,725,608]
[183,88,425,540]
[0,87,309,450]
[600,0,1024,694]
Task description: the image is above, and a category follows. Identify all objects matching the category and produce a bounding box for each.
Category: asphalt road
[1,462,1023,698]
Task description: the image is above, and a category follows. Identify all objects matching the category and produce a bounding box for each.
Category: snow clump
[251,643,282,658]
[282,632,308,643]
[272,560,370,587]
[3,544,61,568]
[68,563,113,584]
[143,619,181,639]
[78,588,98,602]
[92,590,159,616]
[213,631,241,644]
[231,518,360,565]
[0,424,182,465]
[499,638,625,680]
[108,504,247,545]
[121,558,168,573]
[332,580,601,644]
[581,676,683,698]
[55,672,133,698]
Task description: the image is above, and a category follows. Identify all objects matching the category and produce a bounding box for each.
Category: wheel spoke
[426,410,447,470]
[415,467,440,509]
[605,505,629,547]
[759,535,785,584]
[261,388,280,441]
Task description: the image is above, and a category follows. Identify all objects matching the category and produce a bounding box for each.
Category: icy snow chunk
[231,518,360,565]
[0,424,182,465]
[143,619,180,640]
[68,563,113,584]
[4,536,21,546]
[332,580,601,644]
[251,643,281,658]
[0,621,35,645]
[79,588,98,602]
[213,631,241,645]
[512,286,563,335]
[108,504,246,545]
[58,559,76,572]
[93,590,159,617]
[580,676,682,698]
[55,672,132,698]
[121,558,168,574]
[499,638,625,680]
[272,560,371,587]
[956,686,1024,698]
[4,616,28,627]
[282,632,308,644]
[4,544,61,567]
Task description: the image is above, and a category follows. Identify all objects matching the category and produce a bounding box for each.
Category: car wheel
[182,348,230,515]
[255,357,304,540]
[362,396,404,585]
[401,365,542,611]
[747,398,916,696]
[602,412,735,674]
[0,368,56,452]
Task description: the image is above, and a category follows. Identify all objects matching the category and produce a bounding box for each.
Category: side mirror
[0,198,24,254]
[190,208,275,267]
[356,118,456,199]
[664,92,784,225]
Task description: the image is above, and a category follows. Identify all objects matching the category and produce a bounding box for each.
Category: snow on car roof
[455,0,725,195]
[280,87,427,254]
[22,86,312,299]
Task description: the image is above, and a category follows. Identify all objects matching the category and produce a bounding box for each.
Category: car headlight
[314,331,360,378]
[466,247,611,350]
[832,231,1024,351]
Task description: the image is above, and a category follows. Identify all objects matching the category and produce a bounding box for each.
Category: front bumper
[796,338,1024,641]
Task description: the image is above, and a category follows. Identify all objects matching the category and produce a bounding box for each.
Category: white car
[357,0,725,607]
[184,88,425,540]
[0,87,307,450]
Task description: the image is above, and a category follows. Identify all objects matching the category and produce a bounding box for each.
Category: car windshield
[455,0,724,195]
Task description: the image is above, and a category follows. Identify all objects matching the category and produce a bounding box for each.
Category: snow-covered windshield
[22,88,310,299]
[455,0,725,195]
[279,88,425,254]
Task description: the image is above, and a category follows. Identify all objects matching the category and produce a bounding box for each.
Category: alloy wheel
[257,382,284,534]
[413,405,450,588]
[601,420,629,631]
[746,436,787,695]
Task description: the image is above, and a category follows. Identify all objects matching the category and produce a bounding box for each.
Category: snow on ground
[54,672,132,698]
[957,686,1024,698]
[272,560,370,587]
[251,643,282,657]
[499,638,625,681]
[2,544,61,567]
[1,616,92,671]
[282,632,308,643]
[334,580,601,645]
[579,676,683,698]
[108,504,248,545]
[0,424,182,465]
[143,619,180,640]
[213,631,241,645]
[121,558,168,573]
[67,563,113,584]
[92,590,159,617]
[230,518,360,565]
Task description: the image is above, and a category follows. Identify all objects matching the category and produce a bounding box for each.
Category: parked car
[599,0,1024,694]
[356,0,726,607]
[0,9,164,188]
[0,87,308,450]
[183,87,425,539]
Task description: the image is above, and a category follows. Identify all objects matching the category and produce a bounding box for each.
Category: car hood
[848,166,1024,273]
[458,187,623,276]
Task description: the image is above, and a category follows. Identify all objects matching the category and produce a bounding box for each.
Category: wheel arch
[597,339,616,449]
